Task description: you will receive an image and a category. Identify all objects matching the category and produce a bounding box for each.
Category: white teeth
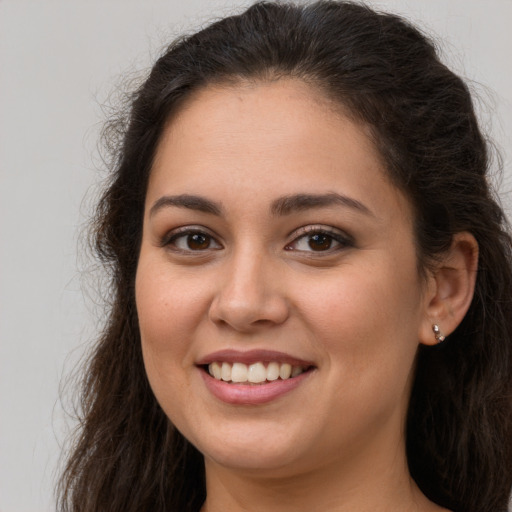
[231,362,248,382]
[248,362,267,383]
[210,361,222,379]
[207,361,308,383]
[266,362,280,381]
[279,363,292,379]
[221,362,231,381]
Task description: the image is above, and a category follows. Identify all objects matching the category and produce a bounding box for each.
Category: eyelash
[161,227,222,252]
[161,225,353,254]
[285,226,353,253]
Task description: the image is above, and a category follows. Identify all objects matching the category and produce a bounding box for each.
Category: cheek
[136,261,206,353]
[304,261,421,333]
[135,269,194,405]
[297,257,423,387]
[135,262,198,411]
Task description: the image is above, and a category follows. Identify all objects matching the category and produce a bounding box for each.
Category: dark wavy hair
[58,2,512,511]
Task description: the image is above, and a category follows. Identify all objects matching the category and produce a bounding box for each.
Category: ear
[419,232,479,346]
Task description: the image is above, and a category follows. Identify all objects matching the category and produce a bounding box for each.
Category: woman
[58,2,512,511]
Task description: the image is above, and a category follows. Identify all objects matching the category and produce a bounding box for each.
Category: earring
[432,324,445,343]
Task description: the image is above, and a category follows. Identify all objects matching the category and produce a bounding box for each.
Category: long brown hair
[58,2,512,511]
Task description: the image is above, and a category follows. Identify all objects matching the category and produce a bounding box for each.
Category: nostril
[209,290,290,331]
[253,318,275,326]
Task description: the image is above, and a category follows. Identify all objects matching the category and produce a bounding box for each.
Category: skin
[136,80,476,511]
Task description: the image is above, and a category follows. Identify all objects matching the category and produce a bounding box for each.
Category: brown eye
[285,227,353,253]
[307,233,333,251]
[187,233,211,250]
[165,229,222,252]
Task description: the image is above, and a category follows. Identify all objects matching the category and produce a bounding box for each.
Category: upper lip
[196,349,315,367]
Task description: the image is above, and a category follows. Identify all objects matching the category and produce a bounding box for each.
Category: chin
[204,449,308,478]
[188,424,309,474]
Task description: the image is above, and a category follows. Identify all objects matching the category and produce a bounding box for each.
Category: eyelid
[160,225,223,250]
[286,224,354,251]
[159,224,352,253]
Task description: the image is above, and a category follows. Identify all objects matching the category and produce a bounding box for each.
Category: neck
[200,440,443,512]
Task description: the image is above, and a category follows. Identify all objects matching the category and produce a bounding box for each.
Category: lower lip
[199,369,313,405]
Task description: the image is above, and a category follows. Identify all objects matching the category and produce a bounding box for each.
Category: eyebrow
[149,194,223,217]
[270,193,374,217]
[149,192,373,218]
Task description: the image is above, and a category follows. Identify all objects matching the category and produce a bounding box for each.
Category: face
[136,80,431,478]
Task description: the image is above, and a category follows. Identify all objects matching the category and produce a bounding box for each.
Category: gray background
[1,1,511,510]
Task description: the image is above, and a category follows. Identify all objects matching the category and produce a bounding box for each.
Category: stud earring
[432,324,445,343]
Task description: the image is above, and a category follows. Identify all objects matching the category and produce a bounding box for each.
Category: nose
[208,250,289,332]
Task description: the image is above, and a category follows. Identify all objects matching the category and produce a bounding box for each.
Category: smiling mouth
[205,361,312,384]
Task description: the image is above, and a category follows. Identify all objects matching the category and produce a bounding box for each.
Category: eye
[285,227,352,253]
[163,228,222,252]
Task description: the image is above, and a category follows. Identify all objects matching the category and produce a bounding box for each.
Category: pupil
[188,233,209,250]
[308,233,331,251]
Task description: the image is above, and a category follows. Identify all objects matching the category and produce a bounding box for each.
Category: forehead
[155,79,368,164]
[148,79,409,221]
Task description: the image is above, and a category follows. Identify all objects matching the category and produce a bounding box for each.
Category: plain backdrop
[1,1,511,511]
